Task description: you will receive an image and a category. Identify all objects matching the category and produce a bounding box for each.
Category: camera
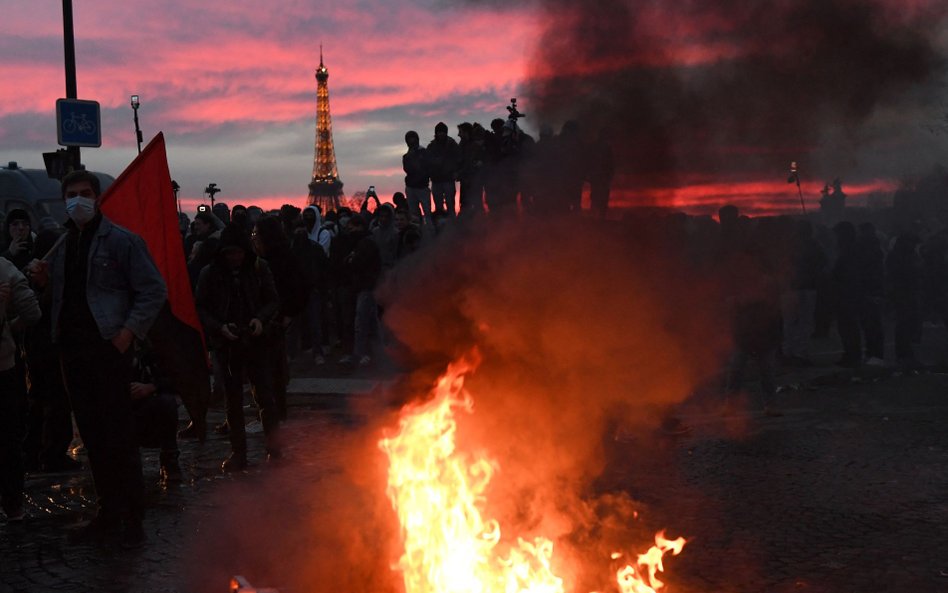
[197,204,209,213]
[366,185,378,199]
[506,98,525,121]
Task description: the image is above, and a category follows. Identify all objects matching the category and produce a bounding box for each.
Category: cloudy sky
[2,0,947,216]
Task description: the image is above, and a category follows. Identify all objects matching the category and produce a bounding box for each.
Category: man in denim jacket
[30,170,167,548]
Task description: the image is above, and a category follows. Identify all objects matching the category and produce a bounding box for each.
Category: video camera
[506,98,525,122]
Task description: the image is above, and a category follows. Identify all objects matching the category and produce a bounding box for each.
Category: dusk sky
[3,0,948,216]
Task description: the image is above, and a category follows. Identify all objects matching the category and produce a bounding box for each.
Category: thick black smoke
[516,0,947,186]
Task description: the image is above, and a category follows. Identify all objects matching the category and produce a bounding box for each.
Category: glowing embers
[379,358,685,593]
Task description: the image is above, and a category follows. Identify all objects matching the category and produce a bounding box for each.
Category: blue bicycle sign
[56,98,101,147]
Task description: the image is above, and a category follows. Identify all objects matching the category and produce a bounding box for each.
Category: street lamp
[171,179,181,214]
[204,183,220,209]
[130,94,143,154]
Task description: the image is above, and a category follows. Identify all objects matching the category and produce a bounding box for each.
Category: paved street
[1,350,947,593]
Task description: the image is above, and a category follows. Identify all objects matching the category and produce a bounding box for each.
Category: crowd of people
[0,117,945,552]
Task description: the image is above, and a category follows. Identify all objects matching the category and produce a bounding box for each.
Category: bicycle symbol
[62,112,97,136]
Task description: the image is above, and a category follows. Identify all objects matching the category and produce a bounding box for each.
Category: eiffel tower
[307,47,344,212]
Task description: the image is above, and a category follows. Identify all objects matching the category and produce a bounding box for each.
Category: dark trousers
[858,298,885,360]
[0,367,28,515]
[459,179,483,213]
[268,327,289,421]
[148,306,210,433]
[894,301,921,361]
[24,366,73,469]
[218,340,276,455]
[61,338,143,524]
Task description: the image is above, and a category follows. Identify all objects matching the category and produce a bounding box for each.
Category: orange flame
[379,358,686,593]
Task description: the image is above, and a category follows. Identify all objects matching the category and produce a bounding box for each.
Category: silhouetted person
[1,209,33,270]
[832,222,863,367]
[130,340,181,484]
[725,237,783,416]
[22,230,79,474]
[0,242,41,521]
[253,216,306,422]
[372,204,399,271]
[392,191,409,212]
[781,220,826,365]
[887,233,922,368]
[856,222,885,364]
[588,128,614,217]
[558,121,585,213]
[195,224,279,471]
[29,170,166,547]
[457,122,485,214]
[212,202,231,225]
[337,215,381,366]
[394,208,421,259]
[403,131,433,226]
[427,122,460,216]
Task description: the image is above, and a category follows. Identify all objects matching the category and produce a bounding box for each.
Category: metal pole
[133,105,142,153]
[796,179,807,215]
[62,0,81,170]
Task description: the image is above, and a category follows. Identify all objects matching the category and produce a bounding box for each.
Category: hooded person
[252,215,306,421]
[371,203,399,271]
[2,209,34,270]
[303,205,333,256]
[295,207,331,364]
[194,223,280,471]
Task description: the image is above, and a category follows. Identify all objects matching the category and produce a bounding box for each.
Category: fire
[379,358,686,593]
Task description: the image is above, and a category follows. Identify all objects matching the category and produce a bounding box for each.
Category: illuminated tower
[307,47,344,211]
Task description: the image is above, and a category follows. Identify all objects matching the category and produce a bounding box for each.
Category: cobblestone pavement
[2,352,947,593]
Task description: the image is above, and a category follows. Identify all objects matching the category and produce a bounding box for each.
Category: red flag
[99,132,202,337]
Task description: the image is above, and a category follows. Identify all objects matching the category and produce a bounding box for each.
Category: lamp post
[204,183,220,209]
[171,179,181,214]
[787,161,806,215]
[131,94,143,154]
[62,0,80,171]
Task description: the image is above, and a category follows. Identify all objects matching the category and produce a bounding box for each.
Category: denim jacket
[50,216,167,342]
[0,257,40,371]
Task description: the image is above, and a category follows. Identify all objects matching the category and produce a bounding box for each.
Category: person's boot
[159,450,183,484]
[177,420,207,443]
[221,451,247,473]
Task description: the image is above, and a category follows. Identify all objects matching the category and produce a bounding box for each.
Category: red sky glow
[2,0,946,218]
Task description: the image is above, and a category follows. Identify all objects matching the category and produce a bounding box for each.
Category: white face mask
[65,197,96,225]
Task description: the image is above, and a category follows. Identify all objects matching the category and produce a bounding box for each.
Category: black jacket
[194,257,278,348]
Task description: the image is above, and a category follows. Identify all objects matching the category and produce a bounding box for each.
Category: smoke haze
[519,0,948,189]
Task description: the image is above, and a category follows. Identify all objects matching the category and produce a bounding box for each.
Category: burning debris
[379,356,687,593]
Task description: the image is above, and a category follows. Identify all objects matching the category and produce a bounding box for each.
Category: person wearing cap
[28,169,167,548]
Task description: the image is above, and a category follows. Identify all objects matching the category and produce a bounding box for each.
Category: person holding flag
[29,169,167,548]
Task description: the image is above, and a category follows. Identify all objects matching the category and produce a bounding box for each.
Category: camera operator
[195,224,279,472]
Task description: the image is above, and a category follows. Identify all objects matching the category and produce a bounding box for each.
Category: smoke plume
[377,217,729,589]
[521,0,947,187]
